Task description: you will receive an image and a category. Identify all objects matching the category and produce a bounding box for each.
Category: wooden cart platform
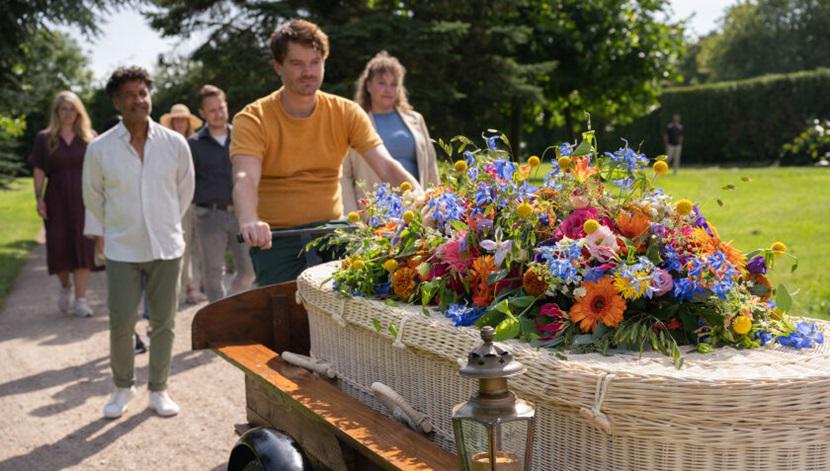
[193,282,457,471]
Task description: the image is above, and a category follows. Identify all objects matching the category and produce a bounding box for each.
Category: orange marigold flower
[692,225,747,272]
[523,266,547,297]
[391,267,418,299]
[616,209,651,239]
[569,277,626,333]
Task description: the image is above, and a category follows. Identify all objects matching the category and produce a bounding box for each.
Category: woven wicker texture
[298,262,830,471]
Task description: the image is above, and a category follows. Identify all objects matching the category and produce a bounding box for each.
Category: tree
[146,0,682,155]
[699,0,830,82]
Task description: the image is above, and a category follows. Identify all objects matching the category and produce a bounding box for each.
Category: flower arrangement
[314,129,820,368]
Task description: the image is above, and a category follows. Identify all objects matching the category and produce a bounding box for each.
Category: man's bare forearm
[233,175,259,224]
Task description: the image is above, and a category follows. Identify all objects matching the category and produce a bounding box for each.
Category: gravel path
[0,243,245,470]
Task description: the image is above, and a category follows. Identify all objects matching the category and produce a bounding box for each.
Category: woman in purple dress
[31,91,98,317]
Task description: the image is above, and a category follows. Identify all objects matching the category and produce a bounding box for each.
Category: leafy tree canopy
[146,0,683,151]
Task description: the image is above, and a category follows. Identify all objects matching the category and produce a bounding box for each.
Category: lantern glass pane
[456,418,530,470]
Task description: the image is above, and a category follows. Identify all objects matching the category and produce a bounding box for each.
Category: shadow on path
[0,410,154,470]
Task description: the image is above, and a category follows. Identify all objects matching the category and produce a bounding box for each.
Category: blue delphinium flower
[373,282,391,296]
[692,205,713,237]
[486,135,499,150]
[369,183,404,225]
[777,322,825,349]
[612,178,633,190]
[427,191,464,227]
[754,329,773,346]
[515,181,537,200]
[445,303,486,327]
[583,267,609,283]
[463,150,476,165]
[492,159,516,180]
[605,147,648,172]
[661,246,683,272]
[673,277,705,302]
[475,183,493,207]
[559,142,574,157]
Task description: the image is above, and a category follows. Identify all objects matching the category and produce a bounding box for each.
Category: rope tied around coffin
[579,372,615,434]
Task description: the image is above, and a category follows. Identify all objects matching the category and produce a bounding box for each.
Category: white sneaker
[73,298,93,317]
[103,386,135,419]
[149,391,180,417]
[58,287,72,314]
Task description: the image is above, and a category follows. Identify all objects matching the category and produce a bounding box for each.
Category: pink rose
[650,268,674,297]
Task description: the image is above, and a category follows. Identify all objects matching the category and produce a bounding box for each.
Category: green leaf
[421,280,437,305]
[492,299,514,318]
[716,199,724,207]
[449,220,469,232]
[572,139,592,156]
[475,309,505,328]
[508,295,537,310]
[421,307,431,317]
[775,283,793,312]
[494,317,520,341]
[388,324,399,337]
[384,299,398,307]
[372,318,382,333]
[487,269,508,285]
[722,184,736,191]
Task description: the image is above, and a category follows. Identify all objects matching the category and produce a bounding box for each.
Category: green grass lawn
[657,167,830,319]
[0,178,42,309]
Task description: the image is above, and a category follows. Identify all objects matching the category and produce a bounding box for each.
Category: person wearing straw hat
[161,103,204,305]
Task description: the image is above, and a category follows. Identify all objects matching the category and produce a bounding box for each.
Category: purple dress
[30,130,99,274]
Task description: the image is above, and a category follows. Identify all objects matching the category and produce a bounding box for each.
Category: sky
[66,0,737,82]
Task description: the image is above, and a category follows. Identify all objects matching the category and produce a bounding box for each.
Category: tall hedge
[599,68,830,165]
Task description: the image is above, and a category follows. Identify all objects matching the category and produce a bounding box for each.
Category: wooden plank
[192,282,310,355]
[215,343,459,471]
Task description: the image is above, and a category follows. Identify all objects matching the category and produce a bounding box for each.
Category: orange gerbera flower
[616,209,651,239]
[469,256,496,307]
[692,225,747,273]
[569,277,626,333]
[374,221,398,239]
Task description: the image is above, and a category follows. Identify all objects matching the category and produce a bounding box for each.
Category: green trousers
[249,222,346,285]
[106,257,181,391]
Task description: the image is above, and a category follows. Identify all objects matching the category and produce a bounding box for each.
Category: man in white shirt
[82,66,194,419]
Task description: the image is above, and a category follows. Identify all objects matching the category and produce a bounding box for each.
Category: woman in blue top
[341,51,440,213]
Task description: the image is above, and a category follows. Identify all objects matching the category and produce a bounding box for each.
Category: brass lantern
[452,326,536,471]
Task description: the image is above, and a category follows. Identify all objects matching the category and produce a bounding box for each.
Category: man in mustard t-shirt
[231,19,421,284]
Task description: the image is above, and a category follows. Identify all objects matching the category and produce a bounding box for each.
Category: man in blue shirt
[189,85,255,302]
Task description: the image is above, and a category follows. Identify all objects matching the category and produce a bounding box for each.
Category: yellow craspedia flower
[558,156,572,171]
[383,259,399,273]
[528,155,541,167]
[350,259,365,271]
[454,160,468,172]
[403,210,416,223]
[675,199,693,216]
[583,218,600,235]
[347,211,361,223]
[516,202,534,218]
[771,241,787,257]
[732,315,752,335]
[653,160,669,175]
[400,181,413,192]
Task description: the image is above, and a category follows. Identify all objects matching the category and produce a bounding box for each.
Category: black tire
[227,427,312,471]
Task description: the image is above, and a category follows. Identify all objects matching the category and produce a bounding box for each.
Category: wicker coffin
[297,262,830,471]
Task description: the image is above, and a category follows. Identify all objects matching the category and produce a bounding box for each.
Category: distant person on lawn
[231,19,421,284]
[83,66,194,419]
[189,84,254,302]
[341,51,440,214]
[664,113,683,174]
[30,91,100,318]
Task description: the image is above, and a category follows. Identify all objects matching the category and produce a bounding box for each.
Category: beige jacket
[341,108,440,213]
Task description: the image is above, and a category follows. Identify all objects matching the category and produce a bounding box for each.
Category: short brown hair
[105,66,153,97]
[197,84,226,104]
[269,19,329,63]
